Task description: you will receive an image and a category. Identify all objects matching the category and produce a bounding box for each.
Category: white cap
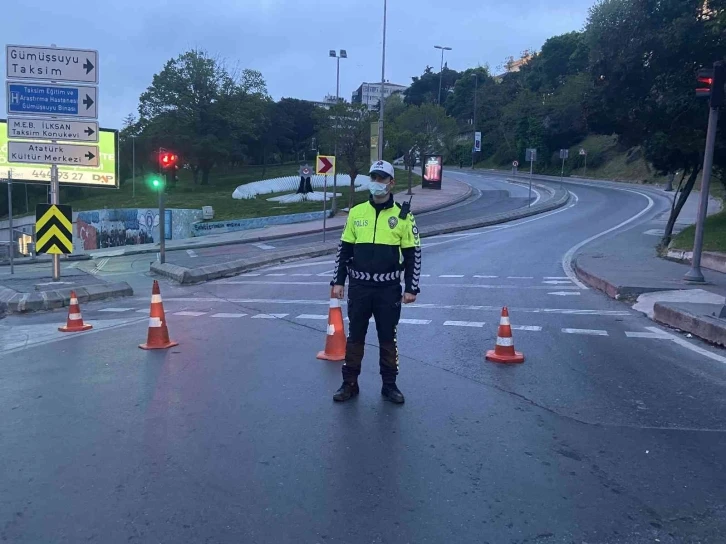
[369,160,395,179]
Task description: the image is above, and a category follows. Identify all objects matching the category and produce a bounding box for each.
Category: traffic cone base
[317,290,346,361]
[486,307,525,364]
[139,281,178,350]
[59,291,93,333]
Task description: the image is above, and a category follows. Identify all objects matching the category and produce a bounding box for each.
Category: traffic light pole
[684,106,719,283]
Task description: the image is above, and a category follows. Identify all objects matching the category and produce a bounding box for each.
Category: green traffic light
[152,178,161,188]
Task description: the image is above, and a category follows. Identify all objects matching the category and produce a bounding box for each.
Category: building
[351,82,409,110]
[308,94,345,110]
[494,50,534,81]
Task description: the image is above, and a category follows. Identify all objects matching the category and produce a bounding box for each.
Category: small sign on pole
[525,149,536,206]
[474,131,481,152]
[525,148,537,162]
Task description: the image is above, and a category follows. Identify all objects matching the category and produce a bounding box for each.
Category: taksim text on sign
[6,83,98,119]
[5,45,98,84]
[7,117,99,143]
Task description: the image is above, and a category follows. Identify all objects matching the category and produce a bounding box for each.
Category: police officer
[331,159,422,404]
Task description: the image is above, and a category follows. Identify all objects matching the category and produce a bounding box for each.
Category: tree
[138,49,268,185]
[404,66,460,106]
[276,98,318,161]
[316,103,372,209]
[395,104,458,169]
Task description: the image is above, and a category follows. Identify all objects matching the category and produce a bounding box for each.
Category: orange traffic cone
[139,280,179,350]
[58,291,93,332]
[317,288,346,361]
[486,307,524,364]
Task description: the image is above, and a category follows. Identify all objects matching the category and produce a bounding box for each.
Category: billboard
[422,155,443,190]
[0,119,118,187]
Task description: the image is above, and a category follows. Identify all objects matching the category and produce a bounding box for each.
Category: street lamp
[434,45,452,106]
[329,49,347,215]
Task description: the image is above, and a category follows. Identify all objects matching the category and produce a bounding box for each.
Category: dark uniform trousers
[342,282,402,384]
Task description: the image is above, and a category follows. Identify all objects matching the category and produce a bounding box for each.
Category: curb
[86,182,475,261]
[152,183,571,285]
[654,302,726,347]
[572,259,682,301]
[0,281,134,315]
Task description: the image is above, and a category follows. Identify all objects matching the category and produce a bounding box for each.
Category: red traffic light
[159,152,178,168]
[696,68,714,98]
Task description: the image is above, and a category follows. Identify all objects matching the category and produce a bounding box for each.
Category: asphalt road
[2,173,726,543]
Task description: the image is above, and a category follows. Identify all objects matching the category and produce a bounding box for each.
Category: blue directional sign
[6,82,97,119]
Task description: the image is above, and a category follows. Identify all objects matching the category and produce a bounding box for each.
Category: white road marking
[291,273,313,277]
[98,308,135,313]
[239,273,261,277]
[211,313,248,318]
[444,321,486,327]
[439,274,464,278]
[296,314,328,320]
[316,270,334,277]
[548,292,581,296]
[186,249,198,258]
[625,331,670,339]
[136,309,149,314]
[89,257,109,275]
[252,242,276,250]
[645,326,726,365]
[643,229,665,236]
[433,232,482,237]
[562,328,609,336]
[512,325,542,331]
[399,319,432,325]
[543,280,573,285]
[173,311,207,317]
[161,297,633,316]
[267,260,335,270]
[508,276,534,279]
[67,262,80,269]
[474,275,498,279]
[251,313,289,319]
[266,273,287,277]
[530,187,542,206]
[420,274,431,277]
[561,188,654,288]
[218,280,580,290]
[544,276,571,280]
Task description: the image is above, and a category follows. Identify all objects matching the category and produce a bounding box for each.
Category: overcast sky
[2,0,593,129]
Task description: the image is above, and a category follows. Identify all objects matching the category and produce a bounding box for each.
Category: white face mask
[369,181,389,197]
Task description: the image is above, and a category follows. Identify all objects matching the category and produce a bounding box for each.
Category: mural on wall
[77,209,171,250]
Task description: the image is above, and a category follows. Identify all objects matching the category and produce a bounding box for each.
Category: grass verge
[671,209,726,252]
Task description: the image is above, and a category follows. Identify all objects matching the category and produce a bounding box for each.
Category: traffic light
[696,62,725,108]
[159,152,178,169]
[148,175,164,190]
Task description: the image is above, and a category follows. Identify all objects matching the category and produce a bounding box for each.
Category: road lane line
[543,280,573,285]
[186,249,198,258]
[291,273,313,276]
[625,331,670,339]
[474,275,498,278]
[399,319,432,325]
[266,273,287,276]
[562,328,608,336]
[512,325,542,331]
[217,280,581,290]
[211,313,248,318]
[645,326,726,364]
[251,313,289,319]
[508,276,534,279]
[548,292,581,296]
[439,274,464,278]
[544,276,571,280]
[252,243,276,250]
[296,314,328,320]
[267,260,335,270]
[444,321,486,327]
[98,308,135,313]
[562,189,655,288]
[239,273,261,277]
[173,311,207,317]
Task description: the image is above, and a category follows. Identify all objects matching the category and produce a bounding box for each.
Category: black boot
[333,381,359,402]
[381,382,405,404]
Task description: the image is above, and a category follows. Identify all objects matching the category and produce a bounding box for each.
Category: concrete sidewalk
[83,178,472,259]
[573,188,726,346]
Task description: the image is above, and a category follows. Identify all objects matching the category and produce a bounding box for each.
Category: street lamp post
[378,0,387,161]
[131,135,136,199]
[434,45,452,106]
[329,49,347,215]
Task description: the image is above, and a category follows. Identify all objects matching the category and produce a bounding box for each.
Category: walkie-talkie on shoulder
[398,195,413,219]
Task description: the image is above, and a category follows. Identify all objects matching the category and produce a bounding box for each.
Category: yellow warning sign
[35,204,73,255]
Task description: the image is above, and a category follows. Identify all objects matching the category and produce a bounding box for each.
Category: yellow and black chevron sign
[35,204,73,255]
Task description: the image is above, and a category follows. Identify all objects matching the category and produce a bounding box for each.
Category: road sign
[35,204,73,254]
[299,164,313,177]
[526,148,537,162]
[579,148,587,156]
[316,155,335,175]
[474,131,481,152]
[6,45,98,84]
[512,160,519,167]
[8,141,99,167]
[7,82,98,119]
[7,117,99,142]
[560,149,569,159]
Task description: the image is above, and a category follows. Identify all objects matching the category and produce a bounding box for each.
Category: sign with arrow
[8,141,99,167]
[6,82,98,118]
[316,154,335,175]
[35,204,73,255]
[6,45,98,84]
[7,117,99,142]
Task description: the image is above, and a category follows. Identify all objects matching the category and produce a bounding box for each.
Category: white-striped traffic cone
[317,287,346,361]
[58,291,93,332]
[486,307,524,364]
[139,281,179,350]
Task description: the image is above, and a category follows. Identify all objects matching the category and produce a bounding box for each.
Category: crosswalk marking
[251,313,289,319]
[512,325,542,331]
[544,276,571,280]
[543,280,573,285]
[562,328,608,336]
[508,276,534,279]
[291,273,313,277]
[444,321,486,327]
[625,331,669,339]
[98,308,134,313]
[239,273,261,277]
[474,275,498,279]
[136,309,149,314]
[439,274,464,278]
[296,314,328,320]
[211,313,248,318]
[266,273,286,277]
[173,311,207,317]
[399,319,432,325]
[186,249,198,258]
[252,243,276,250]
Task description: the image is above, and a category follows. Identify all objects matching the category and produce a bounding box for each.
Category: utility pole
[377,0,387,161]
[132,135,136,199]
[330,49,347,214]
[434,45,452,106]
[472,73,478,167]
[7,170,14,275]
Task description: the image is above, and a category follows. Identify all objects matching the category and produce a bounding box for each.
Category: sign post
[559,149,569,182]
[7,170,13,275]
[512,160,519,176]
[316,155,336,243]
[5,44,99,281]
[525,148,537,206]
[579,148,587,177]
